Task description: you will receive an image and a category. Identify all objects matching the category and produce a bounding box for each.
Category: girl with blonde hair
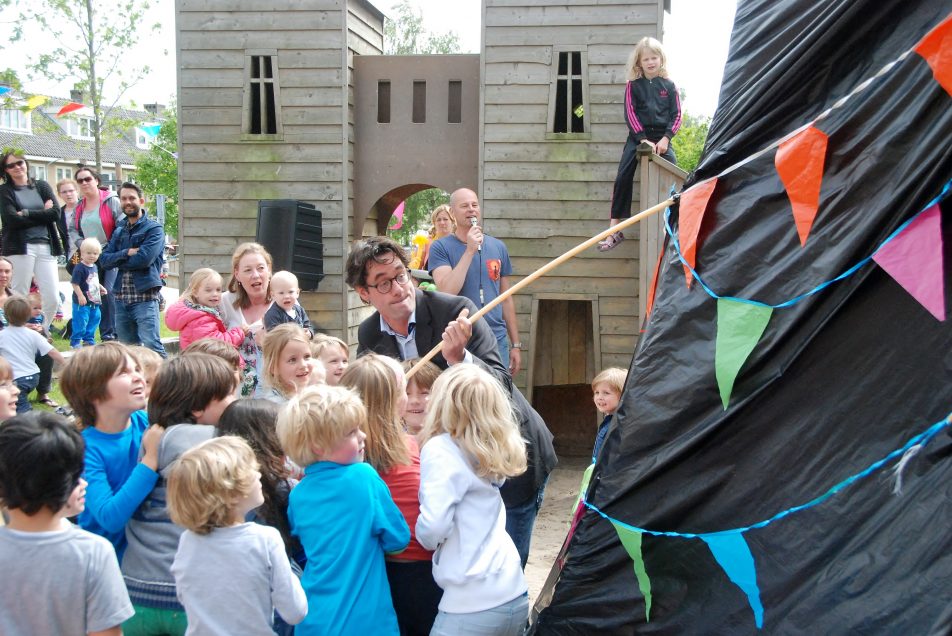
[165,267,248,351]
[340,353,441,634]
[416,363,528,635]
[262,323,314,403]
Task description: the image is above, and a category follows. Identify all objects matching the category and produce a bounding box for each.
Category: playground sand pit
[525,455,590,602]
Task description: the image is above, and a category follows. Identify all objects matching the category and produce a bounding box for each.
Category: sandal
[597,231,625,251]
[38,396,60,408]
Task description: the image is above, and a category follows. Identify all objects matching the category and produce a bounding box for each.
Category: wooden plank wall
[480,0,665,382]
[176,0,351,336]
[344,1,384,350]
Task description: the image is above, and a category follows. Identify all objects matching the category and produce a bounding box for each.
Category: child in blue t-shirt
[591,367,625,458]
[70,237,108,349]
[277,385,409,635]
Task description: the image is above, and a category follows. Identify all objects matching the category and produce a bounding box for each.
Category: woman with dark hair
[74,165,122,341]
[0,151,69,329]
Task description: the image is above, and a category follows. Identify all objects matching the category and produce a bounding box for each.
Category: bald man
[428,188,523,375]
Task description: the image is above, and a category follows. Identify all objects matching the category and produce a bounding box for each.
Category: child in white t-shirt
[0,296,65,413]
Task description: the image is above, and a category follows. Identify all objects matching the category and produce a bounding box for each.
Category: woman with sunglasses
[74,166,123,341]
[0,152,69,329]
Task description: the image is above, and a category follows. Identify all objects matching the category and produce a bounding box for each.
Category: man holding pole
[345,236,556,567]
[428,188,523,374]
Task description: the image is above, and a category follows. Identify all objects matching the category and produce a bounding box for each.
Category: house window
[243,51,282,136]
[101,171,116,183]
[31,165,47,180]
[135,128,152,149]
[56,167,73,181]
[448,81,462,124]
[0,109,30,132]
[547,48,590,136]
[64,116,95,140]
[377,81,391,123]
[412,81,426,123]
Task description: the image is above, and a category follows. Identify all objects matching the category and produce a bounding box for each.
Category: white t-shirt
[0,524,133,635]
[0,325,54,378]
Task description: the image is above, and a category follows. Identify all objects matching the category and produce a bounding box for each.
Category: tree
[10,0,163,172]
[133,107,178,238]
[672,113,710,174]
[388,188,449,246]
[385,1,461,55]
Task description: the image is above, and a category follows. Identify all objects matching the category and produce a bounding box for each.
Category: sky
[3,0,736,118]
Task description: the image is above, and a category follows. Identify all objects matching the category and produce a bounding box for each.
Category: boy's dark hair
[119,181,143,199]
[344,236,409,290]
[0,412,84,515]
[147,353,237,427]
[3,295,31,326]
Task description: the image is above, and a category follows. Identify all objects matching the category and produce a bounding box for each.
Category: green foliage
[672,113,710,173]
[133,108,178,238]
[387,188,449,245]
[384,1,461,54]
[10,0,164,171]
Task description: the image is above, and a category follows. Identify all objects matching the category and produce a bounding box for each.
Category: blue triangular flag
[700,532,764,629]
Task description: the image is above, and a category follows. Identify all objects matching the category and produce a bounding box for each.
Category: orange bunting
[56,102,85,117]
[915,13,952,96]
[775,125,828,247]
[678,178,718,287]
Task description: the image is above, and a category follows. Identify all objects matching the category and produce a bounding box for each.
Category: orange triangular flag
[915,13,952,96]
[775,125,828,246]
[56,102,85,117]
[679,178,718,286]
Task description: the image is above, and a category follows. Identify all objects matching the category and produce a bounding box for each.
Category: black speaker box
[256,200,324,291]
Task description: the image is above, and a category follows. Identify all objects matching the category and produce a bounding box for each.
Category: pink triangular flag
[389,201,405,230]
[873,204,946,321]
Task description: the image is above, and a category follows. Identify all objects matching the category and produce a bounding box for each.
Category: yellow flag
[24,95,49,111]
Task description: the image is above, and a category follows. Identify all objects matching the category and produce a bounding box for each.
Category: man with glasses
[99,182,167,358]
[346,236,556,567]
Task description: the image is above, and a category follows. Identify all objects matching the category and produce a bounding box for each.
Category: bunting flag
[56,102,84,117]
[915,12,952,96]
[572,461,595,512]
[715,299,773,409]
[873,204,946,320]
[775,125,828,246]
[140,124,162,137]
[678,178,718,286]
[700,533,764,629]
[0,86,11,97]
[389,200,405,230]
[24,95,48,111]
[611,522,652,622]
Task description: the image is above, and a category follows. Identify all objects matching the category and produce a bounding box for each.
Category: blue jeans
[115,298,167,358]
[431,592,529,636]
[496,332,510,369]
[99,267,118,341]
[505,479,548,568]
[71,302,101,347]
[14,374,39,413]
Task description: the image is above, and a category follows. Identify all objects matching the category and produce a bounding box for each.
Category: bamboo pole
[406,196,676,378]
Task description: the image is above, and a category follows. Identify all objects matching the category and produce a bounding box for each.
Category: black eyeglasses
[366,271,409,294]
[4,160,25,170]
[77,176,95,184]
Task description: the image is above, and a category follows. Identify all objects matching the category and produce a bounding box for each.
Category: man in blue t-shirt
[428,188,523,374]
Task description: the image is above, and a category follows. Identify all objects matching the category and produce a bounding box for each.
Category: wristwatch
[511,342,524,349]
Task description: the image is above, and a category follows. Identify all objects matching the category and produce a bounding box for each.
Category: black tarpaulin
[532,1,952,633]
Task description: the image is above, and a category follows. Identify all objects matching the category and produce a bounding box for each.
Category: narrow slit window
[245,52,281,136]
[412,81,426,123]
[549,49,589,135]
[377,81,391,123]
[448,80,462,123]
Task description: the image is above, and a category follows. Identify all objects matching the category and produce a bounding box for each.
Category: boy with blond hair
[591,367,626,458]
[168,436,307,634]
[277,385,409,635]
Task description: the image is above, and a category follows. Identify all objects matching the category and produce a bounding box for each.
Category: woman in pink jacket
[165,268,248,351]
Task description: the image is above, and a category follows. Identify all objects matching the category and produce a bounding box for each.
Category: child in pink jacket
[166,268,249,351]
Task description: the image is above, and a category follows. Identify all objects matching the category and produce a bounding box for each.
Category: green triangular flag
[610,522,652,622]
[715,298,773,409]
[572,462,595,511]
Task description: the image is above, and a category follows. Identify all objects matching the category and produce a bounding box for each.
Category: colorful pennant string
[388,200,405,230]
[582,412,951,629]
[56,102,85,117]
[914,12,952,96]
[714,299,773,409]
[0,86,11,97]
[139,124,162,137]
[24,95,48,111]
[677,178,718,286]
[774,125,828,246]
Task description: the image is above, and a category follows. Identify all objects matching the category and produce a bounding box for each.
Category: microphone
[471,217,481,252]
